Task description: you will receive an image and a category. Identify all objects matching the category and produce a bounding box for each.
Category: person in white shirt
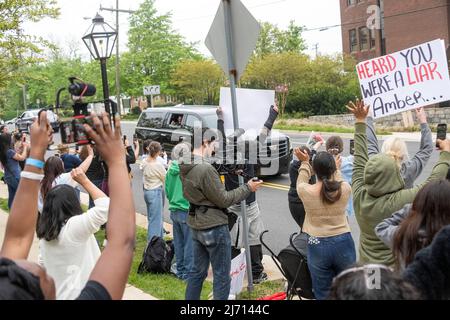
[38,146,93,212]
[140,141,166,241]
[36,167,110,300]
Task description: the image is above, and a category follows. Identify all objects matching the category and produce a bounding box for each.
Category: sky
[24,0,343,59]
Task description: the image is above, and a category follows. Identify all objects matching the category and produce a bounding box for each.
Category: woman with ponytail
[295,150,356,300]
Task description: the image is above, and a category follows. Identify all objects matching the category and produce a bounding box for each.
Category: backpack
[137,236,174,274]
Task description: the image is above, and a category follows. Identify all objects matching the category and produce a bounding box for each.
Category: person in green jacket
[165,143,193,281]
[347,100,450,266]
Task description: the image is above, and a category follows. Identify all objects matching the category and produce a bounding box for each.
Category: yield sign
[205,0,261,82]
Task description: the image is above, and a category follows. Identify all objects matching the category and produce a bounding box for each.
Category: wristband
[20,171,45,181]
[25,158,45,169]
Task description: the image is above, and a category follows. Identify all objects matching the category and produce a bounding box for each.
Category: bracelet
[20,171,45,181]
[25,158,45,169]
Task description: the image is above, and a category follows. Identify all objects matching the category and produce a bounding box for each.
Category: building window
[349,29,357,52]
[359,27,369,51]
[370,29,376,49]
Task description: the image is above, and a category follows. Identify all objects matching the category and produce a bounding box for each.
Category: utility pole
[313,43,319,58]
[100,3,136,115]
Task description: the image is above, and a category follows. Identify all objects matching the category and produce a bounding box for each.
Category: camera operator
[179,131,263,300]
[216,104,278,284]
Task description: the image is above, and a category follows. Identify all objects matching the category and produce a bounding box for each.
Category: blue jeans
[170,210,193,280]
[307,232,356,300]
[185,225,231,300]
[4,175,19,209]
[144,187,164,241]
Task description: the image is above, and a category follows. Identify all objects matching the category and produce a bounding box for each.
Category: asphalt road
[117,121,438,256]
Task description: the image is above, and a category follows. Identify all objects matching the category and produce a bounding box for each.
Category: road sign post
[206,0,261,293]
[143,85,160,109]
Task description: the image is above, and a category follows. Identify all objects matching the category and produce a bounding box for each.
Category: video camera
[210,128,253,179]
[54,77,117,147]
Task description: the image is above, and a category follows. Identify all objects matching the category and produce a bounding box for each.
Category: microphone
[68,82,96,97]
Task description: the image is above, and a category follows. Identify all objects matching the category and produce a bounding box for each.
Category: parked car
[134,105,292,176]
[16,109,59,133]
[4,118,17,133]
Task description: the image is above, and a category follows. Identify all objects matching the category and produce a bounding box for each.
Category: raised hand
[437,139,450,153]
[294,147,310,163]
[30,110,53,161]
[415,107,427,124]
[71,167,89,185]
[346,98,370,123]
[83,113,125,167]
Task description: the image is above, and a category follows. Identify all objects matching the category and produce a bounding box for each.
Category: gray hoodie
[366,117,433,189]
[375,203,412,249]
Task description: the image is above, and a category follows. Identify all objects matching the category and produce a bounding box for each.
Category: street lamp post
[82,14,118,125]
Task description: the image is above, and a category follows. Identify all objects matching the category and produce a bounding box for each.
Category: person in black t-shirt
[0,112,135,300]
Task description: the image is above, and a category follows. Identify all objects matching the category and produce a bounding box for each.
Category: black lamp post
[82,14,117,123]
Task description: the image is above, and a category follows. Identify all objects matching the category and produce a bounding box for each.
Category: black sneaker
[253,272,268,284]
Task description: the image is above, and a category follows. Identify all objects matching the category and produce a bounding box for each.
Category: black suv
[134,105,292,176]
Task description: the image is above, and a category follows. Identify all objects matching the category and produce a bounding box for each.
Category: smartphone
[350,139,355,155]
[60,116,95,145]
[436,124,447,148]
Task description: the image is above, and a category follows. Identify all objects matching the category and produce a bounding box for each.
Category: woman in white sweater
[36,167,110,300]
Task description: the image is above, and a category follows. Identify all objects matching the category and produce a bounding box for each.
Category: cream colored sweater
[296,162,351,237]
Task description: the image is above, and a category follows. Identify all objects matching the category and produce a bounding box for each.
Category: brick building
[340,0,450,61]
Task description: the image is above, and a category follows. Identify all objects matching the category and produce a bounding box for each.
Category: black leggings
[288,200,306,230]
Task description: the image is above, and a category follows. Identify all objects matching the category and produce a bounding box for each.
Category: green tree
[254,21,306,58]
[121,0,200,101]
[171,59,225,105]
[241,52,310,115]
[0,0,60,89]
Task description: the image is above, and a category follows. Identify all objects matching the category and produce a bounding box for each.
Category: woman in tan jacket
[295,149,356,300]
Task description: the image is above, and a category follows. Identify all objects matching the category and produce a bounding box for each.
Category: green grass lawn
[238,279,286,300]
[0,198,9,212]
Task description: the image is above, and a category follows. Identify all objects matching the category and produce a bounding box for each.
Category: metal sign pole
[222,0,254,292]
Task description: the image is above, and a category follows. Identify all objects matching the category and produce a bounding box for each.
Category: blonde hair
[381,137,409,167]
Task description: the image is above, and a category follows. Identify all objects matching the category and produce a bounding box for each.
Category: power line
[303,3,450,33]
[175,0,289,22]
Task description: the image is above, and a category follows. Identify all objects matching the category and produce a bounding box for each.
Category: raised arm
[12,143,29,162]
[77,145,94,173]
[1,112,53,260]
[389,141,450,211]
[366,116,380,157]
[64,168,109,243]
[259,104,279,144]
[83,113,136,300]
[402,108,433,183]
[346,99,370,198]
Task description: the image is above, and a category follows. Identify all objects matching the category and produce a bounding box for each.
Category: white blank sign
[219,87,275,138]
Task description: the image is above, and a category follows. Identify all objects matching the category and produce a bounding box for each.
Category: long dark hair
[393,180,450,268]
[40,156,65,202]
[36,185,83,241]
[312,151,342,204]
[0,133,12,169]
